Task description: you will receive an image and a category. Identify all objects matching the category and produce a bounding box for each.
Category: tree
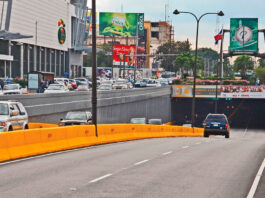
[258,59,265,68]
[254,67,265,83]
[156,40,191,71]
[197,48,219,61]
[233,55,254,79]
[83,43,113,68]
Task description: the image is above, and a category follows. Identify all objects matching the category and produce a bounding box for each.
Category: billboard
[172,85,265,99]
[99,12,144,36]
[230,18,258,52]
[113,44,137,66]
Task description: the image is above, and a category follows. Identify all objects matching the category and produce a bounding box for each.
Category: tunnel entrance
[171,98,265,129]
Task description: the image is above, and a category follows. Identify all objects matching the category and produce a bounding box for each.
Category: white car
[0,100,29,132]
[44,84,69,94]
[0,87,3,95]
[99,84,112,91]
[113,79,131,89]
[146,79,161,87]
[3,84,23,95]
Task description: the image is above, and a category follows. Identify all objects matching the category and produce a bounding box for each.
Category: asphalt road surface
[0,129,264,198]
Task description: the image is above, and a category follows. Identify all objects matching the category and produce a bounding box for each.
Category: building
[144,21,174,68]
[0,0,88,79]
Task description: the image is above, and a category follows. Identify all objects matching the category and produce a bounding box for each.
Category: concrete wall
[0,87,171,124]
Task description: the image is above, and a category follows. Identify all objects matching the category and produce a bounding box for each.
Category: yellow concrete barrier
[29,123,58,129]
[0,124,204,163]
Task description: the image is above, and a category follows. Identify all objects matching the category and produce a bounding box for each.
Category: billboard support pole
[134,14,139,87]
[123,54,126,79]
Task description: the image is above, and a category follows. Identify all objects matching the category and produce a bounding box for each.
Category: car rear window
[206,115,227,122]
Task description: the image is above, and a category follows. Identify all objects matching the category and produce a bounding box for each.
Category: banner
[172,85,265,98]
[230,18,258,52]
[99,12,144,36]
[113,44,136,66]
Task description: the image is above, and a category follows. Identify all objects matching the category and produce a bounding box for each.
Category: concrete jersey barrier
[0,124,204,163]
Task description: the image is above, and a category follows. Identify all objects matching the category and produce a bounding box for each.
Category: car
[44,84,69,94]
[130,118,147,124]
[146,79,161,87]
[59,111,92,126]
[0,87,3,95]
[148,119,163,125]
[99,84,112,91]
[2,84,23,95]
[77,84,89,91]
[113,79,131,89]
[69,79,77,89]
[0,100,29,132]
[203,114,230,138]
[101,80,114,86]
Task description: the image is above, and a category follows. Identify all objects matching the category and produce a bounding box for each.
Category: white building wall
[9,0,71,51]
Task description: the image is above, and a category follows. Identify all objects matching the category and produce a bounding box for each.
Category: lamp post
[173,10,224,127]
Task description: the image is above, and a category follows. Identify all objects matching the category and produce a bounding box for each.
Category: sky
[88,0,265,53]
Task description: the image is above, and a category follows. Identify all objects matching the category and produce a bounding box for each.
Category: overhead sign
[230,18,258,52]
[99,12,144,36]
[172,85,265,99]
[113,44,136,67]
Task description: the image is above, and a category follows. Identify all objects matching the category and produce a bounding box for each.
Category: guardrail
[0,124,204,162]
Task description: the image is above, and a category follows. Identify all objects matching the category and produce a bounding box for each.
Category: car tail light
[203,122,206,127]
[225,123,228,128]
[1,122,6,127]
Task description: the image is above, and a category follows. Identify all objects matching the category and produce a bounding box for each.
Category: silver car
[59,111,92,126]
[0,100,29,132]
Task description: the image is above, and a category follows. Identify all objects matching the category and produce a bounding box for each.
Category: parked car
[3,84,23,95]
[130,118,147,124]
[59,111,92,126]
[99,84,112,91]
[0,87,3,95]
[0,100,29,132]
[148,119,163,125]
[203,113,230,138]
[77,84,89,91]
[69,79,77,89]
[44,84,69,94]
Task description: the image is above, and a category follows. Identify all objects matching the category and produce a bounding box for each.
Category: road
[0,129,264,198]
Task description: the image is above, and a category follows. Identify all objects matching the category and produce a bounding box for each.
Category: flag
[214,29,223,45]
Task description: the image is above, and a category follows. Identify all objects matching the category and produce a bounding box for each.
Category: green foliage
[258,59,265,68]
[233,55,254,79]
[254,67,265,83]
[157,40,191,71]
[13,79,27,88]
[197,48,219,61]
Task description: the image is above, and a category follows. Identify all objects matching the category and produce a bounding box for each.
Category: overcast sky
[88,0,265,53]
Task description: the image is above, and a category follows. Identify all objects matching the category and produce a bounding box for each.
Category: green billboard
[230,18,258,52]
[99,12,144,36]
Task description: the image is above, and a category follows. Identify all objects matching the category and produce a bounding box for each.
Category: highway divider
[0,124,204,162]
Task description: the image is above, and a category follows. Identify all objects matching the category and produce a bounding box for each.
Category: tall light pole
[92,0,98,136]
[173,10,224,127]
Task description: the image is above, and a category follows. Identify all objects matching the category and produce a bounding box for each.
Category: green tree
[197,48,219,61]
[157,40,191,71]
[258,59,265,68]
[254,67,265,83]
[233,55,254,79]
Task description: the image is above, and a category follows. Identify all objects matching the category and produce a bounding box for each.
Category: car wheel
[225,133,230,139]
[204,132,209,138]
[8,126,13,131]
[24,124,29,130]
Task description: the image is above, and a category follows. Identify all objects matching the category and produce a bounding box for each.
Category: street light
[173,10,224,127]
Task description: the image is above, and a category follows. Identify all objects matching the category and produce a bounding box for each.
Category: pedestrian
[0,78,4,89]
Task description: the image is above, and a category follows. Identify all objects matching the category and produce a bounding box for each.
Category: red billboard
[113,44,136,66]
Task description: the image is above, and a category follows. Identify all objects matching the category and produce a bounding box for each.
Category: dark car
[203,114,230,138]
[59,111,92,126]
[148,119,163,125]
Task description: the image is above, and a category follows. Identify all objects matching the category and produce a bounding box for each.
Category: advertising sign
[172,85,265,99]
[230,18,258,52]
[172,85,220,98]
[28,74,39,89]
[99,12,144,36]
[113,44,136,66]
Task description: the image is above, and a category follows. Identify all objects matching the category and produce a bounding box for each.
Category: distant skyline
[88,0,265,53]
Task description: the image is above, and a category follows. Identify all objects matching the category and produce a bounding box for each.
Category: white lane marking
[195,142,201,145]
[246,158,265,198]
[162,151,173,155]
[89,174,112,183]
[182,146,189,149]
[134,159,149,166]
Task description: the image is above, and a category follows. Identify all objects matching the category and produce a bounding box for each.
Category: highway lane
[0,129,264,198]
